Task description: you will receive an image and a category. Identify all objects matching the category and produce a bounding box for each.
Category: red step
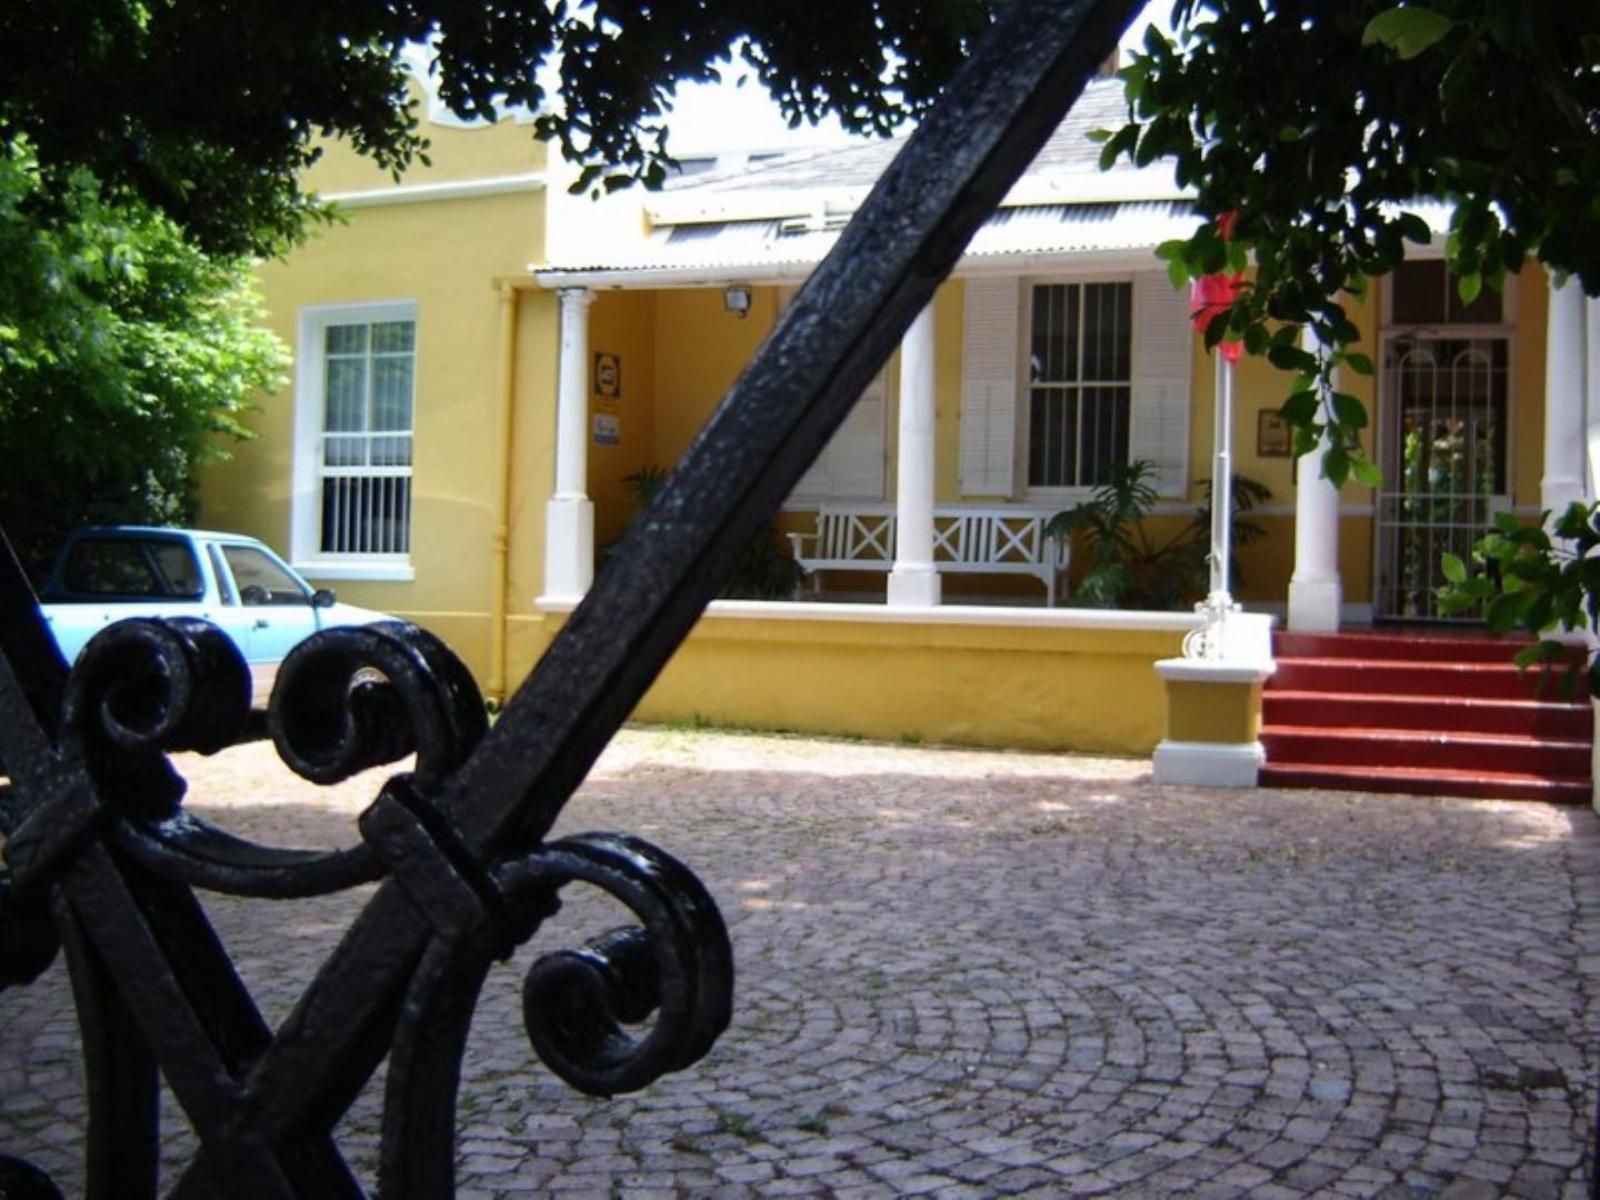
[1263,629,1593,804]
[1261,725,1590,776]
[1270,657,1577,701]
[1263,691,1590,739]
[1276,630,1583,665]
[1259,762,1592,804]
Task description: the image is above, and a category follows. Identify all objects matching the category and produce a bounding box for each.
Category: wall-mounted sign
[592,412,621,445]
[594,352,621,399]
[1256,410,1291,458]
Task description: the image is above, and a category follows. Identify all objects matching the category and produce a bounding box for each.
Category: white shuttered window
[957,270,1191,500]
[790,373,887,501]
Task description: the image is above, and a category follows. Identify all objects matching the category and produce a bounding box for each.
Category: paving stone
[2,728,1596,1197]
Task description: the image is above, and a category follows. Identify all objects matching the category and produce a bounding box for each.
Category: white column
[1544,275,1587,519]
[1207,352,1234,603]
[544,287,595,600]
[1288,327,1343,632]
[888,304,942,607]
[1585,295,1600,497]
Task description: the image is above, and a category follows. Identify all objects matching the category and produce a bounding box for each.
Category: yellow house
[201,76,1593,792]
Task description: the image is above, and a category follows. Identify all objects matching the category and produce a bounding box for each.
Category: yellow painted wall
[201,186,556,682]
[512,611,1184,754]
[300,83,547,196]
[1513,264,1549,510]
[588,290,660,547]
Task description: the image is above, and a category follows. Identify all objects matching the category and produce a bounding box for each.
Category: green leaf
[1362,7,1454,60]
[1349,457,1384,488]
[1395,212,1433,244]
[1457,271,1482,305]
[1440,552,1467,584]
[1342,352,1375,376]
[1267,344,1317,373]
[1280,390,1320,425]
[1331,392,1368,429]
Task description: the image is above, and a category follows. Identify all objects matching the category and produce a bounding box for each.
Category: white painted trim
[531,247,1176,293]
[535,595,1205,632]
[291,300,419,571]
[293,561,416,583]
[1154,658,1274,685]
[1152,739,1264,787]
[321,173,546,209]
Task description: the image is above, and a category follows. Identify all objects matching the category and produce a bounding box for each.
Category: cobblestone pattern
[2,728,1598,1198]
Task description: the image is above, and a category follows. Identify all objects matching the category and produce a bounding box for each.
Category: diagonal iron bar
[0,1,1145,1194]
[444,0,1145,853]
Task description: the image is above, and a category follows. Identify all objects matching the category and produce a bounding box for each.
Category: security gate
[0,1,1144,1196]
[1375,335,1510,621]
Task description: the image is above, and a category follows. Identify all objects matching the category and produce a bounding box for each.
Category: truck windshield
[60,539,203,599]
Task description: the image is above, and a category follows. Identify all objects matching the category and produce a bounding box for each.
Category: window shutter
[1129,270,1193,498]
[792,373,885,500]
[959,277,1019,497]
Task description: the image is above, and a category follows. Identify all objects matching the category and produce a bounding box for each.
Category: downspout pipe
[489,279,521,708]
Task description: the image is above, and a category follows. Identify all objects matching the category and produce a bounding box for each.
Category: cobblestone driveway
[3,728,1598,1198]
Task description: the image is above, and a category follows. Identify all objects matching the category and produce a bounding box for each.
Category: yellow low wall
[516,603,1192,756]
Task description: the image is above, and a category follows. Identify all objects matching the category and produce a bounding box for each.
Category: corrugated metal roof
[544,199,1199,279]
[662,77,1129,197]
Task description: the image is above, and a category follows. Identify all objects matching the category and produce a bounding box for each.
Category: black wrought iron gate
[0,1,1141,1195]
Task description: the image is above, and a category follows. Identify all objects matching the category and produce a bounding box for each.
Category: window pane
[1391,260,1444,324]
[370,435,413,467]
[324,359,366,432]
[323,433,367,467]
[1081,283,1131,382]
[326,324,368,355]
[1447,279,1503,324]
[371,358,413,431]
[151,543,203,598]
[1031,286,1062,383]
[223,546,309,605]
[1080,386,1131,486]
[370,320,415,354]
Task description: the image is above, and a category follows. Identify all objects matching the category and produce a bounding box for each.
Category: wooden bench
[786,503,1071,605]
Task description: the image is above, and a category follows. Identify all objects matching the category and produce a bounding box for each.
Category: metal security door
[1375,336,1509,621]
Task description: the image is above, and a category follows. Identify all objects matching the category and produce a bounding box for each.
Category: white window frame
[290,300,419,581]
[1019,275,1135,504]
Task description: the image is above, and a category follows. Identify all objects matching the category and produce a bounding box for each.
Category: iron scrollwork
[0,608,732,1199]
[1,0,1139,1193]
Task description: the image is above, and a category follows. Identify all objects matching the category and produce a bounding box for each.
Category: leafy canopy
[0,0,999,259]
[1099,0,1600,482]
[0,140,287,577]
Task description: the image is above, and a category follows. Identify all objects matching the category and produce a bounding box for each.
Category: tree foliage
[0,140,287,579]
[1099,0,1600,482]
[1,0,998,259]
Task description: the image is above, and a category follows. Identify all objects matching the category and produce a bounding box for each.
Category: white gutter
[531,244,1177,291]
[322,171,546,209]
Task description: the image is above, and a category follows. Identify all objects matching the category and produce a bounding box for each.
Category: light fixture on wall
[723,284,752,318]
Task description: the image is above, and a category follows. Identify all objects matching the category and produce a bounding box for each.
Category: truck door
[216,543,320,700]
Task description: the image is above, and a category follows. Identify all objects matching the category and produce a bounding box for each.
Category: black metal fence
[0,2,1140,1194]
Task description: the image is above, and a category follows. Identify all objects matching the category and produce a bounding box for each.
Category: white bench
[786,503,1071,606]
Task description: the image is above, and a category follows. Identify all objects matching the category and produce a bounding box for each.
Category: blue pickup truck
[40,527,395,707]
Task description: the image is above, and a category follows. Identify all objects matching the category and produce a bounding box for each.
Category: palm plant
[1045,460,1270,610]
